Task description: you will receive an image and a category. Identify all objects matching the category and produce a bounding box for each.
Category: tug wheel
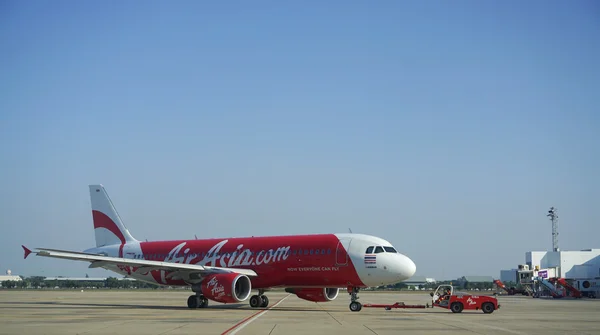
[450,302,463,313]
[482,302,494,314]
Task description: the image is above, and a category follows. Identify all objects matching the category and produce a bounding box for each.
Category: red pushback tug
[362,285,500,314]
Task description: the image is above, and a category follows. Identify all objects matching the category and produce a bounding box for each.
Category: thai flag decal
[364,254,376,264]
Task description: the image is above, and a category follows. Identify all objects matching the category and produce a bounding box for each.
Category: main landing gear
[187,294,208,309]
[249,289,269,308]
[348,287,362,312]
[188,284,209,309]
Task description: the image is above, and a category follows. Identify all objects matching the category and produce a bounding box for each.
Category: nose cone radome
[397,254,417,280]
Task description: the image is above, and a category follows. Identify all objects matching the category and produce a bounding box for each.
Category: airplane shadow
[0,301,334,313]
[1,301,494,315]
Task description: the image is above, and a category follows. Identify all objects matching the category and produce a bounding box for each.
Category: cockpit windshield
[365,246,398,253]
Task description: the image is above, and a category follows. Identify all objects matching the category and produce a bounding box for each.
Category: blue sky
[1,0,598,281]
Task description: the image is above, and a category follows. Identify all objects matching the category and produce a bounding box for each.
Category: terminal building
[527,249,600,279]
[501,249,600,282]
[497,208,599,298]
[498,249,600,299]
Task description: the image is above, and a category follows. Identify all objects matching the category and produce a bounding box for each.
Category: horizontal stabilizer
[22,245,32,259]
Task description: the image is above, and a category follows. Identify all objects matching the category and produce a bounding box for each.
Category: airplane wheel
[349,301,362,312]
[481,302,494,314]
[199,297,208,308]
[187,295,199,309]
[450,302,463,313]
[249,295,261,308]
[260,295,269,307]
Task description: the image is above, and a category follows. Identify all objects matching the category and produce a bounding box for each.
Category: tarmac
[1,289,599,335]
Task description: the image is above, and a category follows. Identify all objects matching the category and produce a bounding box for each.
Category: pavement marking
[427,315,526,335]
[221,295,290,335]
[363,324,379,334]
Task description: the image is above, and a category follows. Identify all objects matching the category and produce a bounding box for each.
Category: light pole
[547,207,559,252]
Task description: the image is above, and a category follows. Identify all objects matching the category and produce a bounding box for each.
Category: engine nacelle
[285,287,339,302]
[200,273,252,304]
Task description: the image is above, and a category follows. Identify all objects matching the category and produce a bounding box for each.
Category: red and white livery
[23,184,416,312]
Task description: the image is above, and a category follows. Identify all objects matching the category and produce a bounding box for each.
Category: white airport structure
[501,249,600,281]
[527,249,600,279]
[497,208,599,298]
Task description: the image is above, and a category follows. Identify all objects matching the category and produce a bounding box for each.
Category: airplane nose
[397,254,416,279]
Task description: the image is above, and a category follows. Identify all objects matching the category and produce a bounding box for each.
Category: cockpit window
[365,246,374,254]
[374,246,384,253]
[384,246,397,253]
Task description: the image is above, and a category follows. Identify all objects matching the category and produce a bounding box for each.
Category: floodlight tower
[547,207,559,252]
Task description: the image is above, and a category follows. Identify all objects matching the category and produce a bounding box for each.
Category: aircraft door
[335,238,352,266]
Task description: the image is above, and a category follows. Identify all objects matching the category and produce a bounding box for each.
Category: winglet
[22,245,32,259]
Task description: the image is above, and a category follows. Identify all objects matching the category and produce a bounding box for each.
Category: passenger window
[315,249,320,255]
[374,246,384,253]
[365,246,374,254]
[321,249,326,255]
[384,247,397,253]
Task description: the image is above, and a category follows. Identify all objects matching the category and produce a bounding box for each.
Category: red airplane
[23,184,416,312]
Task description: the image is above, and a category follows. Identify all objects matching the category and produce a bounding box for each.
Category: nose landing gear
[348,287,362,312]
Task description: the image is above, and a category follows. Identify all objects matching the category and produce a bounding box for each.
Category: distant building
[401,276,436,286]
[500,269,518,283]
[0,270,22,286]
[44,277,136,281]
[0,275,22,282]
[456,276,494,288]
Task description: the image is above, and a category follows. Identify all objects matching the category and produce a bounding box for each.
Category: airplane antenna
[194,234,198,240]
[348,228,353,233]
[547,207,559,252]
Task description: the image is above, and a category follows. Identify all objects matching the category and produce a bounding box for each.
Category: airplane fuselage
[86,233,416,289]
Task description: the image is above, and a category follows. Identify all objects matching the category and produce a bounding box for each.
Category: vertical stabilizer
[89,184,137,247]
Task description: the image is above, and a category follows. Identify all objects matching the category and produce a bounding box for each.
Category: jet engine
[285,287,339,302]
[200,273,252,304]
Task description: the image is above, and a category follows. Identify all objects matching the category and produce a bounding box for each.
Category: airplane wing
[22,246,258,280]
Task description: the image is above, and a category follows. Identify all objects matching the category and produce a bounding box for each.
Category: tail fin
[89,184,137,247]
